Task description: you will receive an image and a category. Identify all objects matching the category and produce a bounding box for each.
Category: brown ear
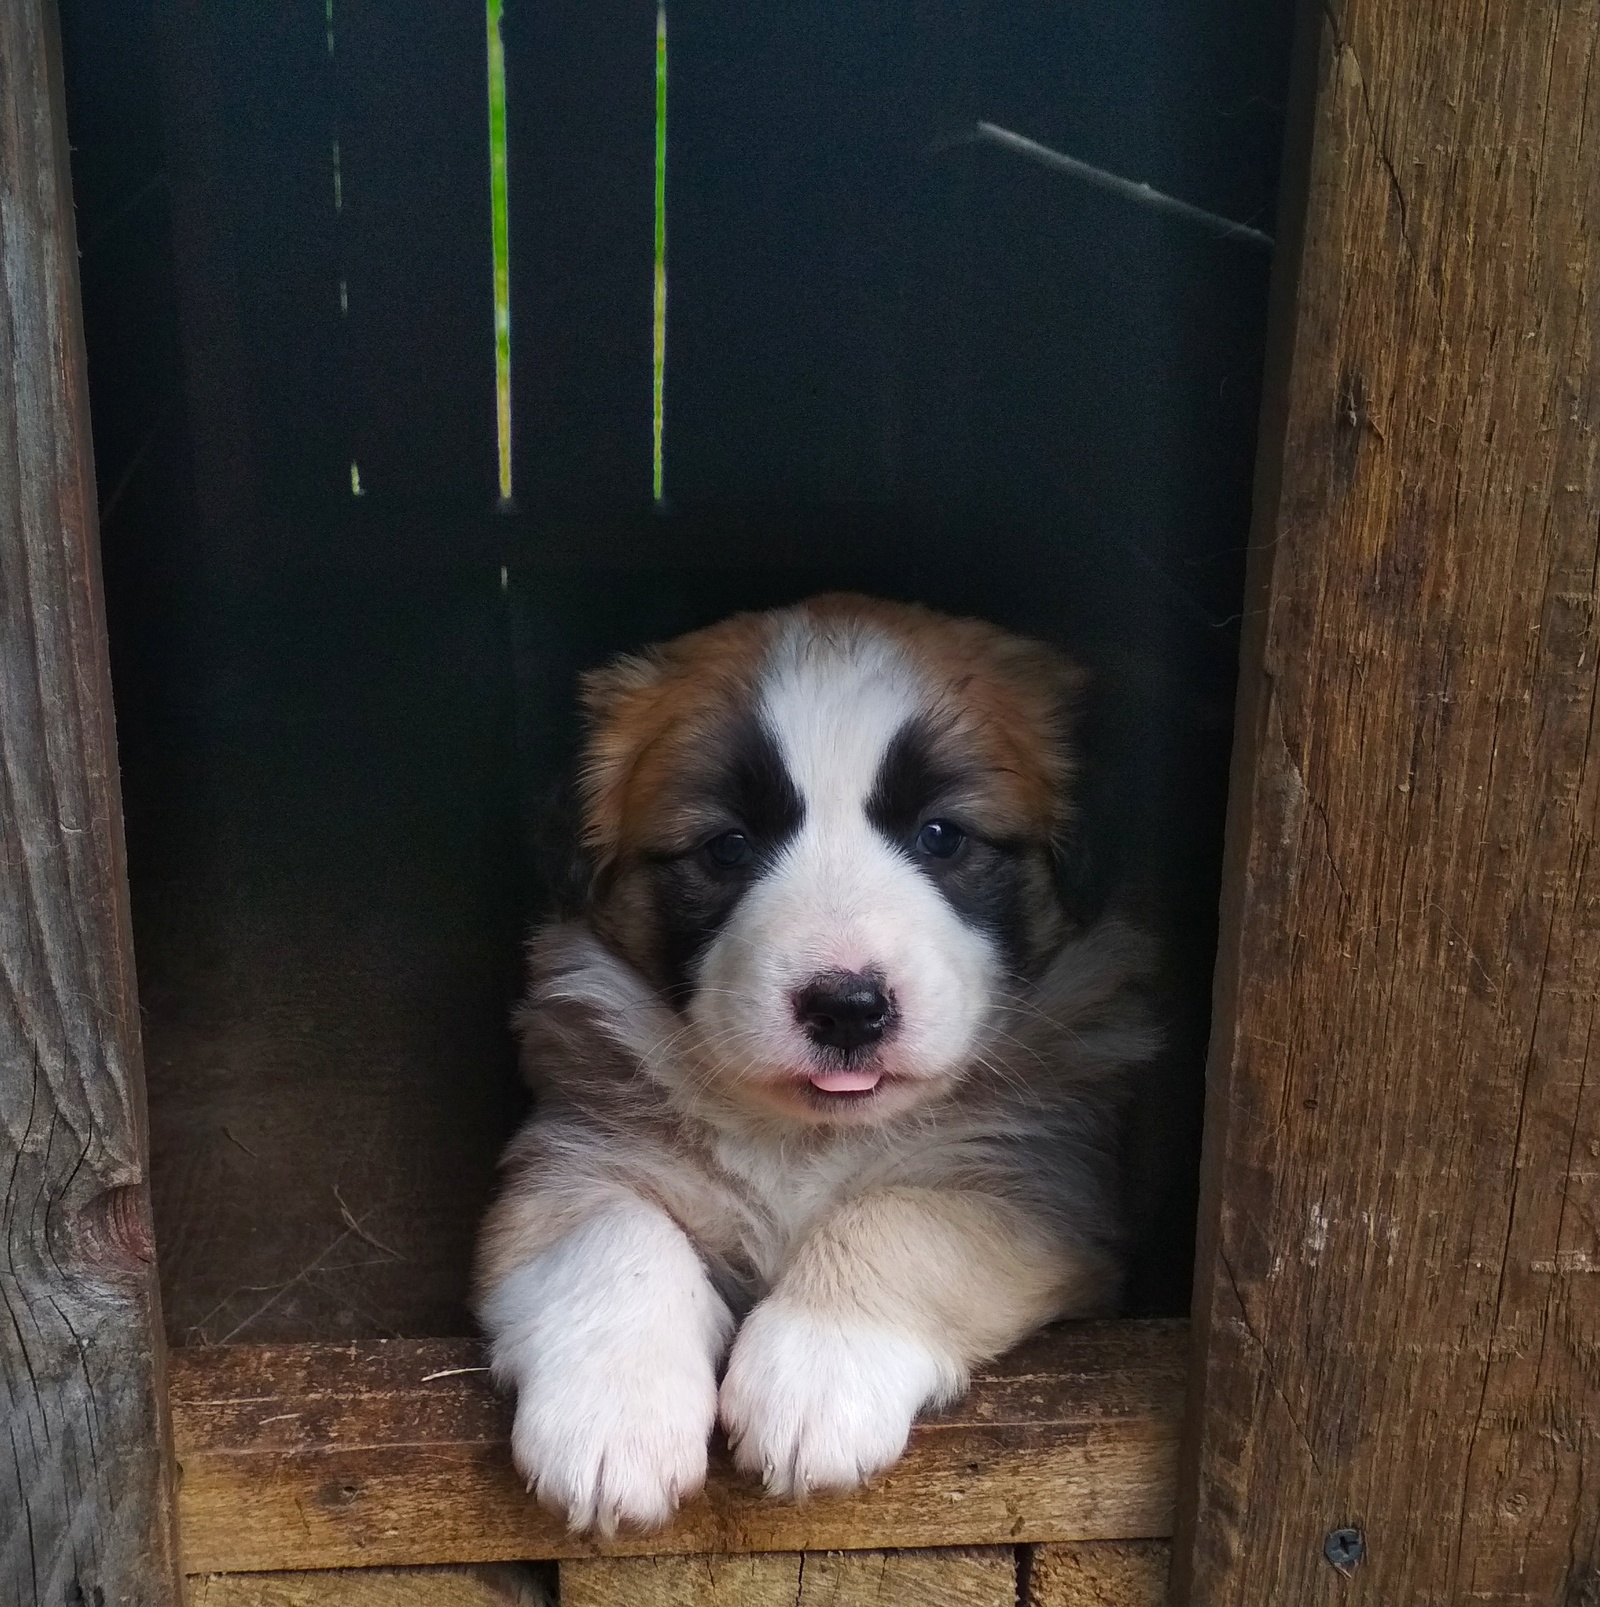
[1035,640,1091,769]
[1001,635,1089,836]
[935,617,1089,831]
[573,609,778,864]
[1003,635,1089,730]
[575,649,671,862]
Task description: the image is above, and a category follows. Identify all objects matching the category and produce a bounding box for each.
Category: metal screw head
[1324,1527,1365,1572]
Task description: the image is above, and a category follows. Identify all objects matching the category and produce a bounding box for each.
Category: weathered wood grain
[561,1548,1016,1607]
[167,1322,1185,1573]
[1176,0,1600,1601]
[0,0,180,1602]
[186,1568,550,1607]
[1027,1542,1168,1607]
[184,1568,546,1607]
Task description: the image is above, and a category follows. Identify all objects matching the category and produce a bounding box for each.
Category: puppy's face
[579,598,1079,1125]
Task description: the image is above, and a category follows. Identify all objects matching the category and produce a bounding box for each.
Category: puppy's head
[577,596,1082,1125]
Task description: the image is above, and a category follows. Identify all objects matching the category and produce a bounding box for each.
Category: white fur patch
[718,1298,963,1496]
[481,1202,733,1535]
[688,619,1000,1113]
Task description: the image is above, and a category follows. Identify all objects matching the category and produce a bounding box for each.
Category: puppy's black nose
[794,972,894,1052]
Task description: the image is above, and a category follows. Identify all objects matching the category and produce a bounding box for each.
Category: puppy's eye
[914,820,966,859]
[703,830,755,869]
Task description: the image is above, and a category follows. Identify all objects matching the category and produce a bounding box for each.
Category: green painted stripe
[487,0,513,505]
[652,1,667,504]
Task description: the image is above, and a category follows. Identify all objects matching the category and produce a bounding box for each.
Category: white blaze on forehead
[757,620,924,813]
[681,612,999,1100]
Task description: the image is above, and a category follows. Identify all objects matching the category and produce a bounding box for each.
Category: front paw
[718,1303,962,1497]
[506,1346,717,1535]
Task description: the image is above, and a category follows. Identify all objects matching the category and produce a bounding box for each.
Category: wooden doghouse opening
[59,0,1292,1578]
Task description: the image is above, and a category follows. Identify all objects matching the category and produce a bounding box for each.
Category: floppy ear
[1010,635,1088,734]
[573,608,775,867]
[574,649,671,864]
[988,632,1090,837]
[980,635,1095,923]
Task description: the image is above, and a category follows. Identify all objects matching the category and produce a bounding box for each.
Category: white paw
[506,1343,716,1534]
[480,1205,733,1535]
[718,1302,963,1497]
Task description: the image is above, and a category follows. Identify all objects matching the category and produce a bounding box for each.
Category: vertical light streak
[652,2,667,505]
[487,0,513,506]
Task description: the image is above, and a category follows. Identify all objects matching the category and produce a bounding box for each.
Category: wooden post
[0,1,181,1601]
[1176,0,1600,1602]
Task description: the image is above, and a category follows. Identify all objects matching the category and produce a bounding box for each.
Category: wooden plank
[563,1556,792,1607]
[1175,0,1600,1601]
[1027,1542,1168,1606]
[560,1548,1015,1607]
[186,1568,550,1607]
[168,1322,1185,1573]
[0,0,181,1602]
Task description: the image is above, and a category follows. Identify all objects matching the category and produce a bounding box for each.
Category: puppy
[475,594,1156,1535]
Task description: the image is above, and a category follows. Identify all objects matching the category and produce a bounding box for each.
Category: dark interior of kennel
[59,0,1292,1344]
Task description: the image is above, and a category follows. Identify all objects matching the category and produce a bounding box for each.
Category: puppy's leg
[719,1187,1113,1496]
[479,1197,732,1534]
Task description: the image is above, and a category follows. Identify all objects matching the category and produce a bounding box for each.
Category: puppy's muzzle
[793,972,896,1054]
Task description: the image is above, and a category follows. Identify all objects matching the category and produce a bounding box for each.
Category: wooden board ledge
[169,1319,1186,1573]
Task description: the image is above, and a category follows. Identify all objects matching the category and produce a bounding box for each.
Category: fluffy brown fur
[475,596,1156,1536]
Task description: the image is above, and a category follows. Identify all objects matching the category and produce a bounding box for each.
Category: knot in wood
[75,1183,155,1279]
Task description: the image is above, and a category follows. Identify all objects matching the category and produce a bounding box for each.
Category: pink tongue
[809,1068,883,1094]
